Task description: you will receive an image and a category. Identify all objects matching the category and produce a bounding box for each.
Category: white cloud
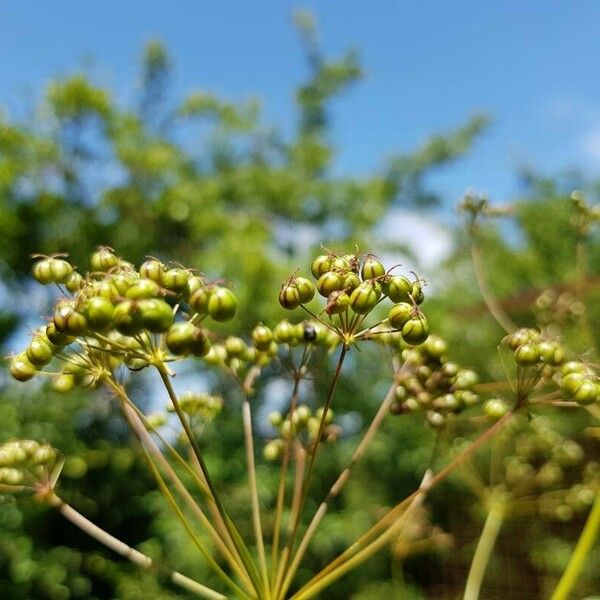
[376,210,453,273]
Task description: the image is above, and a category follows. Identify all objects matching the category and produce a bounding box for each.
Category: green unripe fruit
[52,373,76,393]
[186,275,204,297]
[207,287,238,321]
[331,256,350,271]
[165,323,211,357]
[311,255,332,278]
[484,398,509,421]
[252,324,274,350]
[111,274,134,296]
[53,304,88,336]
[45,322,72,346]
[33,257,73,284]
[26,338,54,366]
[264,439,283,461]
[506,328,539,350]
[385,275,412,303]
[84,297,114,330]
[165,323,196,355]
[349,281,381,314]
[442,361,459,377]
[426,410,446,428]
[514,343,540,366]
[424,335,447,359]
[573,380,598,405]
[10,355,36,381]
[326,291,350,315]
[139,259,164,283]
[274,320,295,343]
[293,405,311,428]
[225,336,246,357]
[342,272,361,291]
[90,247,119,272]
[361,257,385,280]
[560,372,588,396]
[279,285,301,310]
[93,280,120,301]
[162,268,190,293]
[317,272,344,297]
[388,303,414,329]
[537,340,565,365]
[189,328,211,357]
[112,300,143,336]
[561,361,586,376]
[268,411,283,427]
[126,278,161,300]
[139,299,174,332]
[189,287,213,314]
[203,345,227,365]
[453,369,479,389]
[295,277,315,304]
[395,386,407,401]
[411,283,425,304]
[65,271,84,293]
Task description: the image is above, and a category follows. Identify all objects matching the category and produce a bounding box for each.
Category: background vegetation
[0,16,598,600]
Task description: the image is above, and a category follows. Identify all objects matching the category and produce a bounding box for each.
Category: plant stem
[296,410,515,597]
[278,373,399,599]
[291,471,432,600]
[242,395,270,597]
[139,442,252,599]
[550,490,600,600]
[155,365,264,596]
[274,345,347,598]
[111,382,253,590]
[463,497,506,600]
[48,494,228,600]
[471,238,515,334]
[271,376,301,586]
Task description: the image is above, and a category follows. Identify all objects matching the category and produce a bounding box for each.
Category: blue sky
[1,1,600,205]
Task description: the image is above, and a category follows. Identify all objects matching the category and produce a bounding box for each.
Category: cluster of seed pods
[0,439,59,490]
[264,406,341,461]
[504,417,598,522]
[388,335,481,427]
[10,248,239,388]
[503,328,599,405]
[279,251,430,346]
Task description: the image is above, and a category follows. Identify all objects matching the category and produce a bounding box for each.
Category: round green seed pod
[84,296,115,331]
[126,279,161,300]
[10,355,36,381]
[26,338,54,366]
[207,287,238,321]
[279,285,301,310]
[90,247,119,272]
[139,259,164,283]
[138,298,174,332]
[388,302,414,329]
[401,316,429,345]
[33,257,73,284]
[53,304,88,336]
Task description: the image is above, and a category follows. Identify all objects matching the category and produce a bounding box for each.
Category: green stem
[156,364,264,596]
[291,471,432,600]
[271,376,301,588]
[48,495,227,600]
[463,497,506,600]
[274,345,347,598]
[471,238,515,334]
[278,372,399,599]
[296,410,515,597]
[550,490,600,600]
[242,395,270,598]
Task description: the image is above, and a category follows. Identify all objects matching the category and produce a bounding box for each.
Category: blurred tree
[0,13,505,600]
